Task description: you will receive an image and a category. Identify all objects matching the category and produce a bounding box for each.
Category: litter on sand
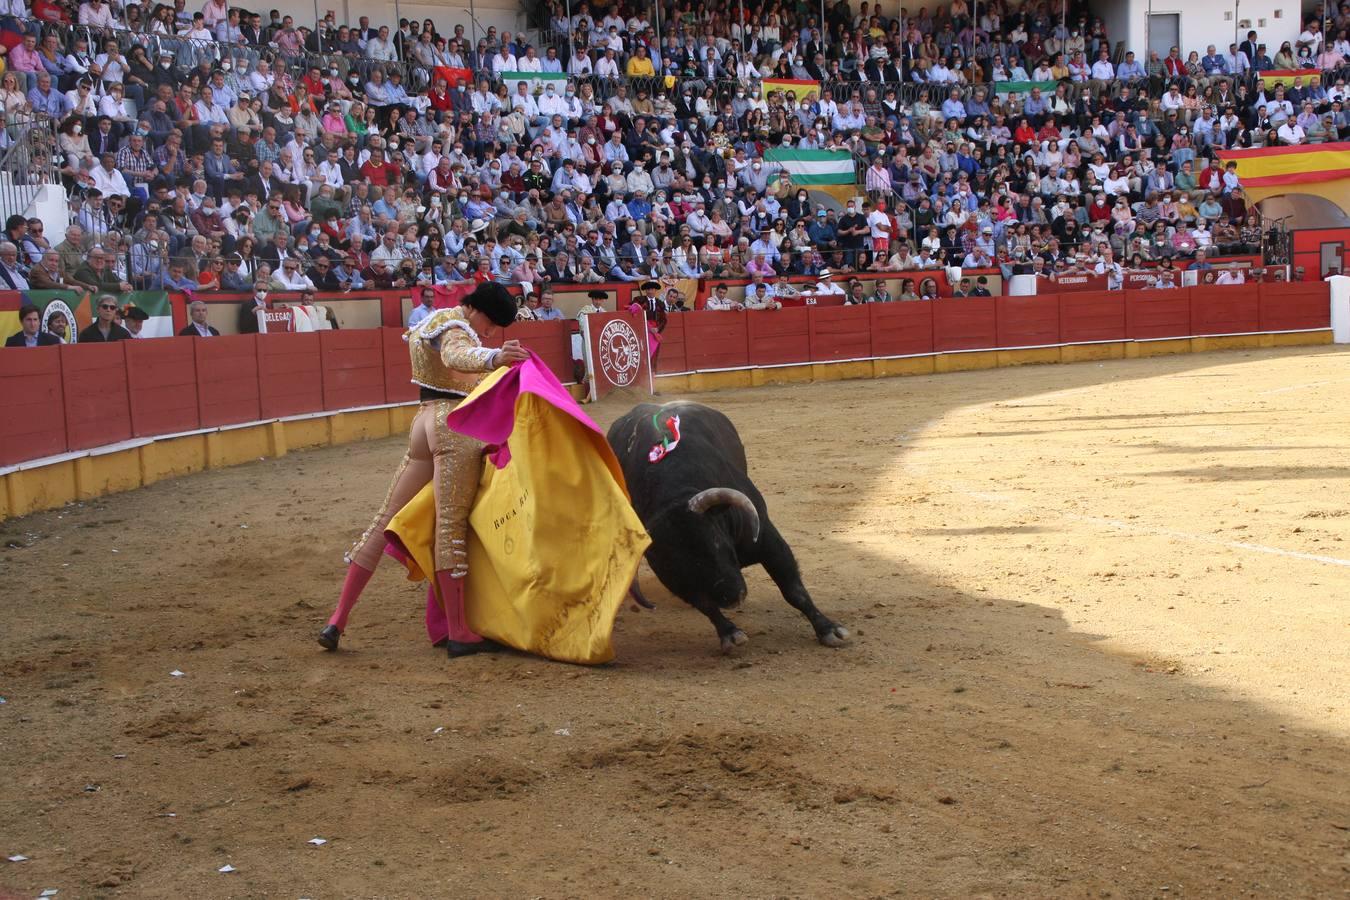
[218,864,236,873]
[432,727,444,734]
[169,670,185,678]
[7,854,28,862]
[307,838,327,846]
[39,891,58,897]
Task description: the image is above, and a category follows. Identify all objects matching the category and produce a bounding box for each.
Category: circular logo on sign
[42,299,76,344]
[597,319,641,387]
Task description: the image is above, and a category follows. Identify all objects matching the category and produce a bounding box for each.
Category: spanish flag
[763,78,820,103]
[1257,69,1319,90]
[1216,141,1350,211]
[1217,142,1350,188]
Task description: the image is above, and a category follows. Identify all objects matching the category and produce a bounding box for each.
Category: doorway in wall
[1148,12,1180,60]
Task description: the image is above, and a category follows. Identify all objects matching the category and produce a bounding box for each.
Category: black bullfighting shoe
[447,638,505,658]
[317,624,341,651]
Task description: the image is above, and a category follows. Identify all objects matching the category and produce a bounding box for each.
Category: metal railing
[0,114,59,222]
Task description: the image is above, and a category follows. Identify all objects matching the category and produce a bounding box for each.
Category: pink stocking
[327,563,374,632]
[435,570,482,644]
[425,586,448,644]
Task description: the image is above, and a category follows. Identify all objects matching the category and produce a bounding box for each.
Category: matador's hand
[496,340,529,366]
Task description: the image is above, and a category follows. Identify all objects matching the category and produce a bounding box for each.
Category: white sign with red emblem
[581,310,654,401]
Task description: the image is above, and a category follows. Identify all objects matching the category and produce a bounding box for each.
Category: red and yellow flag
[1217,141,1350,188]
[763,78,820,103]
[1256,69,1320,90]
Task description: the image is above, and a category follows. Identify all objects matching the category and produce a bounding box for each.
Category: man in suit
[5,304,61,347]
[28,250,72,290]
[241,159,283,203]
[179,299,221,336]
[237,281,271,334]
[88,116,119,159]
[0,242,29,290]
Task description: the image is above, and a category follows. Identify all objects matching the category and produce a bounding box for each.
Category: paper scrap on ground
[554,728,571,736]
[307,838,327,846]
[39,891,58,897]
[432,727,443,734]
[7,854,28,862]
[169,670,185,678]
[218,864,236,873]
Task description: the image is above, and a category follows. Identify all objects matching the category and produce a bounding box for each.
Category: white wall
[265,0,523,41]
[1093,0,1301,62]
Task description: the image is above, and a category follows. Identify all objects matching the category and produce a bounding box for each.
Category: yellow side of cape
[386,382,650,665]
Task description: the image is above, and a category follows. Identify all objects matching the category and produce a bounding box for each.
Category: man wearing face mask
[238,281,272,333]
[836,199,869,265]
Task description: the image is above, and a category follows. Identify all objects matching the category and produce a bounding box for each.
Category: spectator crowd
[0,0,1340,340]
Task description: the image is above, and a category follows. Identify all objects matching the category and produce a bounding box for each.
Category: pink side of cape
[445,353,603,468]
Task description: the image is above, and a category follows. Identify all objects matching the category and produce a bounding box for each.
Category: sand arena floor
[2,345,1349,898]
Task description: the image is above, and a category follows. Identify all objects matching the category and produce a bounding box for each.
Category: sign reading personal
[580,310,654,401]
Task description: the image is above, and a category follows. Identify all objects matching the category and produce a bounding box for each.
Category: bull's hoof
[817,625,851,647]
[719,629,749,653]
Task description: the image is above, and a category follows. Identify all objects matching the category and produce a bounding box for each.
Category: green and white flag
[994,80,1058,95]
[764,148,856,186]
[500,71,569,92]
[24,290,174,341]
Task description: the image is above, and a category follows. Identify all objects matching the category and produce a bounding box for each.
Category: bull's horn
[687,488,761,543]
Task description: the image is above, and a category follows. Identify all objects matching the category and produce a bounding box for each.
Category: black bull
[607,401,850,653]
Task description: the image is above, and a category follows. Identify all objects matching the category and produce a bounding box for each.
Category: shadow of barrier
[0,282,1334,520]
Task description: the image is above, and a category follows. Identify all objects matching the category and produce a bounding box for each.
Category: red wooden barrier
[382,326,418,403]
[684,312,750,370]
[196,334,261,427]
[62,342,133,451]
[258,332,323,419]
[320,329,386,410]
[654,313,688,374]
[1126,288,1192,339]
[510,319,575,383]
[997,294,1062,347]
[1190,284,1261,335]
[747,307,810,366]
[0,346,66,465]
[870,302,935,357]
[1258,282,1331,331]
[933,298,998,351]
[809,305,872,361]
[1059,291,1126,343]
[125,338,199,437]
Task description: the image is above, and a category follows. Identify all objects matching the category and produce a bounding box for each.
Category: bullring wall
[0,282,1332,521]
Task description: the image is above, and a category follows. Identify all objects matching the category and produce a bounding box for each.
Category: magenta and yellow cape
[384,355,650,664]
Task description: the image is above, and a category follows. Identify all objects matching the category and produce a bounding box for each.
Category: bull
[608,401,850,653]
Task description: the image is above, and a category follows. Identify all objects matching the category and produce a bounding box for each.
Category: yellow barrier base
[2,404,419,523]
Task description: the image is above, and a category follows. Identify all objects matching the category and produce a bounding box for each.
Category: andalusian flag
[763,78,819,103]
[13,290,175,342]
[501,71,568,92]
[995,80,1058,95]
[1257,69,1318,89]
[764,147,856,185]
